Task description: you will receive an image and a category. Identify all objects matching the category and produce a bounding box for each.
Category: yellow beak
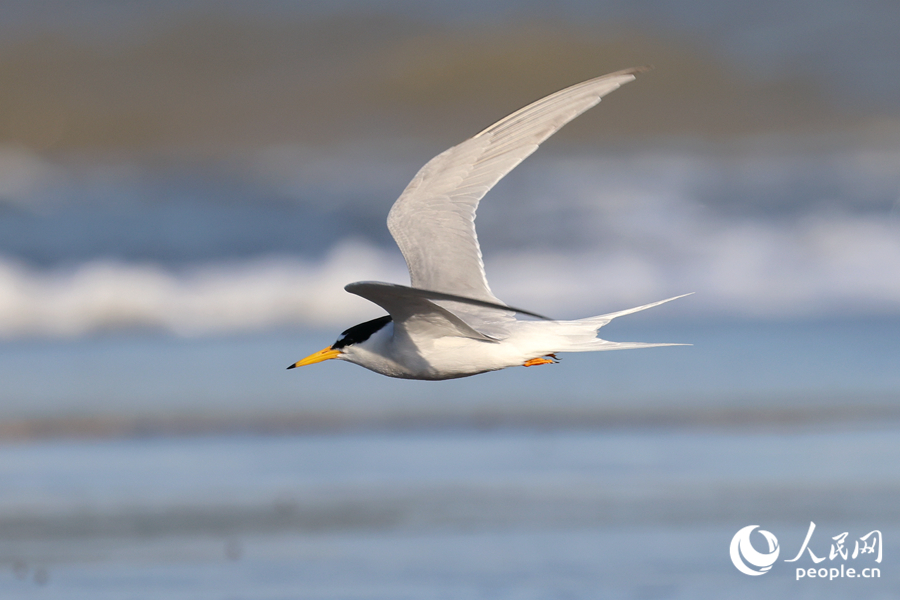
[287,346,342,369]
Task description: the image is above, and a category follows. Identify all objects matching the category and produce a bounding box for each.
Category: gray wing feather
[387,67,647,304]
[345,281,498,342]
[346,281,550,319]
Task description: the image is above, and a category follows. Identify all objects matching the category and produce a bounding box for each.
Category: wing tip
[619,65,653,84]
[345,280,388,293]
[601,65,654,82]
[628,64,654,75]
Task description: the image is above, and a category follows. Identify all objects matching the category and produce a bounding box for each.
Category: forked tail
[549,293,693,352]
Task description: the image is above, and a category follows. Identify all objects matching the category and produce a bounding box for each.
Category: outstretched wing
[387,67,647,304]
[346,281,549,319]
[345,281,552,342]
[345,281,498,342]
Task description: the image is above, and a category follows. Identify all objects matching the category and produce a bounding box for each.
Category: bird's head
[287,315,392,369]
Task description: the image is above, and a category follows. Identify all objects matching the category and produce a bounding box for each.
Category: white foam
[2,205,900,340]
[3,146,900,338]
[489,209,900,319]
[0,241,407,339]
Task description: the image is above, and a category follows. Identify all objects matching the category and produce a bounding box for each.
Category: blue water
[1,426,897,599]
[2,317,899,598]
[2,315,897,598]
[2,316,898,420]
[2,3,899,596]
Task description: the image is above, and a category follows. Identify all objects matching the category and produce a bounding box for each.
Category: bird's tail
[545,293,692,352]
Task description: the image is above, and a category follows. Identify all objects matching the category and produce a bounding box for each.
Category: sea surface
[1,317,899,598]
[2,4,900,596]
[3,118,899,600]
[1,422,898,599]
[3,146,900,339]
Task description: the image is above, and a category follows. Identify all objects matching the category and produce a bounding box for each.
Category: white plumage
[289,68,689,380]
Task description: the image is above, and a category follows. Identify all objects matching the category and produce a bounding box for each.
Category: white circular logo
[730,525,780,576]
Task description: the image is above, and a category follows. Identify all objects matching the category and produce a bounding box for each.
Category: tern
[289,67,689,380]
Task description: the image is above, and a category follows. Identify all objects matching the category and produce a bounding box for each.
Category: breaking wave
[0,242,406,338]
[1,208,899,339]
[3,144,900,338]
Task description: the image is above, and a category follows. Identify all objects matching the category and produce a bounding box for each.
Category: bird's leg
[523,353,559,367]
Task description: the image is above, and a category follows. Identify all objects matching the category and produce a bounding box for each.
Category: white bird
[289,67,689,380]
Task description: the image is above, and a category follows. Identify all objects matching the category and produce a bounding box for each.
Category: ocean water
[2,147,900,339]
[1,316,898,597]
[3,146,899,595]
[1,425,897,599]
[1,316,898,422]
[2,5,900,595]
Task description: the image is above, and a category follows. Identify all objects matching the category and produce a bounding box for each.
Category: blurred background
[1,0,898,597]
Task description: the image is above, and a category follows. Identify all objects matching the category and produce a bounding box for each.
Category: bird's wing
[345,281,500,342]
[347,281,549,319]
[387,67,646,304]
[346,280,554,342]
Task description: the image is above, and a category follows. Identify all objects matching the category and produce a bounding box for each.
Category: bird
[289,67,689,380]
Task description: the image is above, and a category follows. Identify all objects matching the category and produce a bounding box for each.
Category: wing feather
[347,280,549,317]
[345,281,498,342]
[387,68,647,303]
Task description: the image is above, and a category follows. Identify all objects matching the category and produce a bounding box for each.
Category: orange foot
[523,353,559,367]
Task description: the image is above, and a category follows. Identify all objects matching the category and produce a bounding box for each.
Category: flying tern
[289,67,689,380]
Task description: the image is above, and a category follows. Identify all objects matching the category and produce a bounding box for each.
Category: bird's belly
[408,336,530,380]
[349,332,552,381]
